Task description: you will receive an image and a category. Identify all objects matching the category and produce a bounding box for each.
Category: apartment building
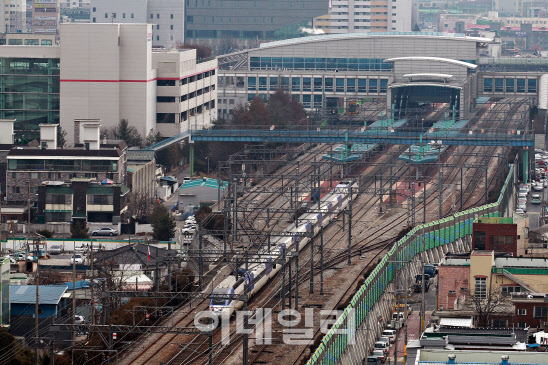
[1,0,26,33]
[315,0,418,33]
[32,0,60,34]
[89,0,184,48]
[0,22,217,141]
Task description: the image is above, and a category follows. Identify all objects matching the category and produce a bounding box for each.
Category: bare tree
[127,189,156,220]
[466,281,509,327]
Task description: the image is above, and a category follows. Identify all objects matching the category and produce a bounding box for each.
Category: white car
[91,227,118,236]
[533,183,543,191]
[517,203,527,212]
[515,208,525,215]
[75,315,85,324]
[71,254,85,265]
[182,226,196,235]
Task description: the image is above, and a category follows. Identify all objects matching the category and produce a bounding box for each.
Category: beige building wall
[469,250,495,296]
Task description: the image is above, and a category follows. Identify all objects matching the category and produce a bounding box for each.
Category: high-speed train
[209,179,359,317]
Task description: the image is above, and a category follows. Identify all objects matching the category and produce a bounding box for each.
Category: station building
[0,22,217,142]
[217,32,541,120]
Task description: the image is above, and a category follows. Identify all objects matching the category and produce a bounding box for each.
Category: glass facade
[250,57,393,71]
[483,77,536,93]
[0,257,9,326]
[8,159,118,172]
[0,58,60,140]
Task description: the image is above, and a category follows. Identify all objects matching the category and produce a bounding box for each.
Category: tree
[145,129,163,147]
[112,119,143,148]
[175,42,212,60]
[268,89,306,127]
[127,189,156,220]
[151,204,176,241]
[195,206,229,238]
[467,283,509,327]
[218,36,239,55]
[0,328,34,365]
[248,97,270,126]
[71,221,89,239]
[57,125,67,148]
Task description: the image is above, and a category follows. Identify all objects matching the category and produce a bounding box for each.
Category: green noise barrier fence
[306,165,515,365]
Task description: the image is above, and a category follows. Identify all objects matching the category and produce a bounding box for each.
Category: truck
[414,274,431,293]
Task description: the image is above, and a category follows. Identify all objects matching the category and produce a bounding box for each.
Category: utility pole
[347,186,353,265]
[34,239,39,365]
[320,225,324,295]
[90,236,95,325]
[72,246,76,344]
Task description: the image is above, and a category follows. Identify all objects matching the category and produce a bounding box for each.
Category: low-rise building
[510,292,548,329]
[37,179,129,224]
[437,250,548,328]
[178,178,228,211]
[472,216,528,257]
[127,149,156,199]
[6,122,127,208]
[10,284,68,318]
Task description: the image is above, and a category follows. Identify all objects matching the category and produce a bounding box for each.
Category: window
[518,322,527,328]
[346,78,356,93]
[259,77,267,91]
[336,78,345,92]
[92,7,96,12]
[157,96,175,102]
[92,17,96,22]
[302,94,311,107]
[358,79,367,92]
[380,79,388,93]
[171,14,174,19]
[534,306,548,318]
[157,80,175,86]
[502,286,522,295]
[30,172,39,179]
[87,195,113,205]
[291,77,300,91]
[492,235,514,248]
[483,78,493,92]
[369,79,378,93]
[518,309,527,315]
[314,78,322,92]
[105,13,108,18]
[270,77,278,91]
[150,14,153,19]
[495,78,503,92]
[131,13,134,18]
[475,277,486,299]
[505,78,515,92]
[156,36,159,41]
[170,25,174,30]
[157,113,176,123]
[492,319,507,328]
[248,76,256,91]
[47,194,68,204]
[324,78,334,92]
[303,77,311,92]
[474,231,486,250]
[186,15,193,23]
[123,13,126,18]
[12,186,20,194]
[157,14,160,19]
[528,78,537,93]
[112,12,116,18]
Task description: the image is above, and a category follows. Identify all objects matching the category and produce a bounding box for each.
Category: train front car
[210,286,235,318]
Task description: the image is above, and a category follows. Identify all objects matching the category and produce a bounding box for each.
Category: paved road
[385,276,437,364]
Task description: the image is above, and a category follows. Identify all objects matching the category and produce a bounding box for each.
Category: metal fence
[306,165,515,365]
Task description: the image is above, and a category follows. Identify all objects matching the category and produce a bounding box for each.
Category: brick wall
[437,265,470,310]
[512,300,548,329]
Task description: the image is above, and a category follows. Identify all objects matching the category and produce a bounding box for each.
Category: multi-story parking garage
[216,32,541,120]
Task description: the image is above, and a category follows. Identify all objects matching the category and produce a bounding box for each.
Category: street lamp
[205,156,210,175]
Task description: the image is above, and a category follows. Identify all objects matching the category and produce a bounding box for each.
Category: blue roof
[10,285,68,305]
[63,280,90,291]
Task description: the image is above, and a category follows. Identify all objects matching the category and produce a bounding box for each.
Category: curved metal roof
[258,32,492,50]
[389,82,463,90]
[403,73,454,79]
[384,56,478,69]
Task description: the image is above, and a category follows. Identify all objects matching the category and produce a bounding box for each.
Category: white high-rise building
[1,0,26,33]
[90,0,184,48]
[315,0,418,33]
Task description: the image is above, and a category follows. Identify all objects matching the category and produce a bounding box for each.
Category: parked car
[367,356,383,364]
[71,254,85,265]
[518,191,528,199]
[182,226,196,235]
[91,227,118,236]
[12,253,34,262]
[49,245,64,255]
[374,341,389,355]
[75,315,85,324]
[532,194,541,204]
[517,203,527,212]
[515,208,525,215]
[533,183,543,191]
[382,330,397,343]
[372,349,386,363]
